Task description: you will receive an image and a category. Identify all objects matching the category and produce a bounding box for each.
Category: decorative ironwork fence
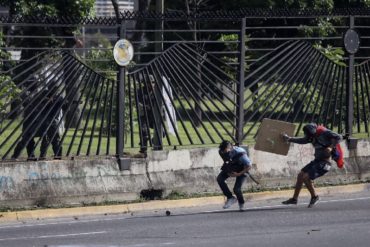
[1,9,370,162]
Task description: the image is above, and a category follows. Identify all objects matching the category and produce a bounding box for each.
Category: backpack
[315,125,344,169]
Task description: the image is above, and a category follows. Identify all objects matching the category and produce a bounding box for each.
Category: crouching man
[217,140,252,211]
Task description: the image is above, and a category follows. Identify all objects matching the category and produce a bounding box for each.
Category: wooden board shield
[254,118,296,156]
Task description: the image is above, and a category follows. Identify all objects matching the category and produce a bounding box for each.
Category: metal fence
[1,9,370,162]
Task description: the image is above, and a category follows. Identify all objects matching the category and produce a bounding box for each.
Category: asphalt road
[0,191,369,247]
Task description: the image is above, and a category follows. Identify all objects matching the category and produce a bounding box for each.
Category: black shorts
[301,159,331,180]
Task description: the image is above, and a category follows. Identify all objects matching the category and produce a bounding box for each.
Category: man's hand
[229,172,240,177]
[282,133,291,142]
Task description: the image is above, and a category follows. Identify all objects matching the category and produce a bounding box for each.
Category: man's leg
[51,133,62,158]
[292,171,307,199]
[40,136,50,159]
[282,161,315,205]
[303,175,317,198]
[26,138,36,160]
[217,171,233,199]
[233,175,246,204]
[139,119,149,153]
[217,171,237,209]
[12,131,32,159]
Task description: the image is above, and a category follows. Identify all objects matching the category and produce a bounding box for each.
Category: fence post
[235,17,246,145]
[116,19,126,168]
[152,0,164,150]
[345,16,355,137]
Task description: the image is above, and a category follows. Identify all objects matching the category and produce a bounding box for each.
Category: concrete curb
[0,183,369,223]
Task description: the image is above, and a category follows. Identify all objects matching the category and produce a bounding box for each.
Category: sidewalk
[0,183,369,223]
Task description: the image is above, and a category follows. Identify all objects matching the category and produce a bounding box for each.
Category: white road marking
[0,231,107,241]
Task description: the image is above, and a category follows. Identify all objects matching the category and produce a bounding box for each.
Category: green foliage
[0,32,19,118]
[0,0,94,17]
[218,34,250,79]
[314,43,346,66]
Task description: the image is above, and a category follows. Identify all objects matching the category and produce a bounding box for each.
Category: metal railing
[1,8,370,162]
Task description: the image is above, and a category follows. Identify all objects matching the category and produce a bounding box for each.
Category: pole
[236,18,246,145]
[346,16,354,136]
[112,0,128,169]
[153,0,164,150]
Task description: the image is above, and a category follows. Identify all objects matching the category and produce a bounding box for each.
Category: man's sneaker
[223,197,237,209]
[239,203,245,211]
[282,198,298,205]
[308,195,319,208]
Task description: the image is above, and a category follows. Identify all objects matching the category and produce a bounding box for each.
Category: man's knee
[233,187,242,195]
[299,171,310,181]
[217,173,226,184]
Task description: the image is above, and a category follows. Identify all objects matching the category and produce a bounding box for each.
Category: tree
[0,0,95,124]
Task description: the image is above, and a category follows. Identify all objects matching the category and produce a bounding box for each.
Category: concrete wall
[1,140,369,208]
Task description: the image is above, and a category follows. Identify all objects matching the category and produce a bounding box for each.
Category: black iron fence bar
[247,41,297,68]
[0,55,73,133]
[243,40,296,90]
[244,26,349,30]
[294,55,331,135]
[0,53,53,98]
[248,37,343,41]
[153,59,195,145]
[56,67,92,157]
[1,57,74,159]
[146,65,172,147]
[136,70,158,148]
[76,76,103,156]
[87,78,107,156]
[168,46,237,130]
[0,51,47,75]
[284,50,323,122]
[97,79,114,154]
[243,42,314,139]
[310,62,336,123]
[135,71,155,149]
[66,72,98,156]
[323,64,341,127]
[1,9,370,23]
[307,61,335,126]
[289,53,326,123]
[142,68,168,147]
[329,66,344,130]
[354,66,361,133]
[149,63,183,145]
[318,63,339,125]
[338,66,346,134]
[358,65,368,133]
[32,61,87,158]
[0,57,62,113]
[243,41,305,105]
[138,70,157,148]
[0,24,118,29]
[161,51,223,143]
[127,75,134,148]
[362,63,370,134]
[106,76,115,155]
[0,47,112,51]
[236,17,246,145]
[274,47,320,121]
[156,55,206,144]
[173,45,238,111]
[130,73,145,149]
[181,43,240,93]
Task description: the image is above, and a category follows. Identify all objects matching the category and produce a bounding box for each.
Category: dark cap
[219,140,232,151]
[303,123,317,137]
